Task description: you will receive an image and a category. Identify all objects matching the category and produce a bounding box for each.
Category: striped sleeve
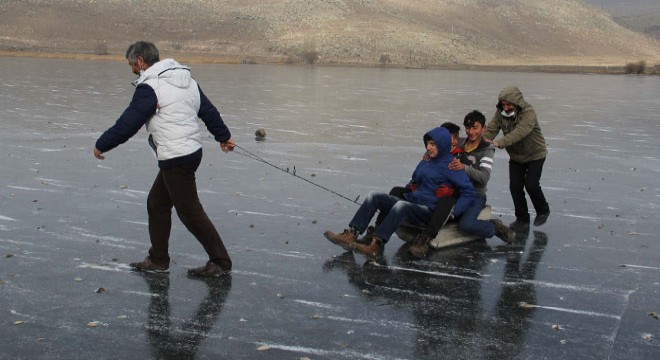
[464,147,494,189]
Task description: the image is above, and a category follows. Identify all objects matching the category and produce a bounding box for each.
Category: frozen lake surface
[1,58,659,359]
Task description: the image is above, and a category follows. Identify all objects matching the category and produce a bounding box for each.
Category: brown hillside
[615,11,660,40]
[0,0,658,67]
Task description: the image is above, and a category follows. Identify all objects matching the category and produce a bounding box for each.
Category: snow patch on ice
[522,303,620,320]
[229,210,305,219]
[293,299,342,310]
[77,262,132,272]
[7,185,62,193]
[255,341,408,360]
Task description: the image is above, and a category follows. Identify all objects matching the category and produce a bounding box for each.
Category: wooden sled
[395,205,491,250]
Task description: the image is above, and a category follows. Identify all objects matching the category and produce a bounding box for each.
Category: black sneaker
[187,261,230,278]
[509,218,530,232]
[129,257,169,273]
[533,211,550,227]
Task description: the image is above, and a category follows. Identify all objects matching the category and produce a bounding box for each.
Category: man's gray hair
[125,41,160,66]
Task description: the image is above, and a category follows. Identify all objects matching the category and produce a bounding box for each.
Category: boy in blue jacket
[324,127,475,258]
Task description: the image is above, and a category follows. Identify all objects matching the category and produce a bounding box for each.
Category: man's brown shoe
[356,226,375,245]
[409,233,430,258]
[187,261,230,278]
[129,257,169,273]
[352,237,384,259]
[492,219,514,243]
[324,229,358,250]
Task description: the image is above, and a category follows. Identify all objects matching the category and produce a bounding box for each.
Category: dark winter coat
[404,127,475,216]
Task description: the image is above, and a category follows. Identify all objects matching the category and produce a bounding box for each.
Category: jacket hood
[423,127,451,158]
[497,86,530,111]
[133,58,192,88]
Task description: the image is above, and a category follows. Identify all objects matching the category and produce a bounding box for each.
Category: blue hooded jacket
[403,127,475,216]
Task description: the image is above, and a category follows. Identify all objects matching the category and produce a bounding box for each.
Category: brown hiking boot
[129,257,169,273]
[352,236,384,259]
[187,261,230,278]
[492,219,514,243]
[356,226,375,245]
[324,229,358,250]
[409,233,430,258]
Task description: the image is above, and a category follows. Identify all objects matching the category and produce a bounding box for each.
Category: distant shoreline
[1,50,657,75]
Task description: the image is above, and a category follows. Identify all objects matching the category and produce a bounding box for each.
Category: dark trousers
[509,158,549,221]
[146,158,232,270]
[349,191,432,243]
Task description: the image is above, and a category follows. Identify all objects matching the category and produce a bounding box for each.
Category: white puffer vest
[135,59,202,160]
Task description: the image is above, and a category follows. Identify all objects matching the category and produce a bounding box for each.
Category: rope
[233,144,362,205]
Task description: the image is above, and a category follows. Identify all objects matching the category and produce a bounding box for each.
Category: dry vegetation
[615,11,660,40]
[1,0,659,72]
